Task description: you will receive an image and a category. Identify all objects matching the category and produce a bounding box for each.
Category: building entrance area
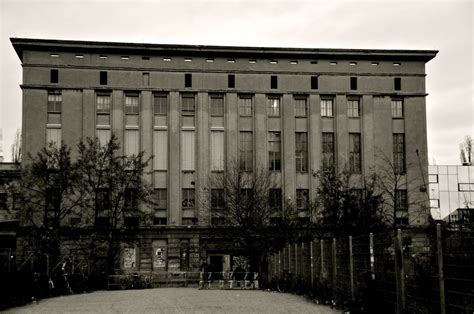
[208,254,231,273]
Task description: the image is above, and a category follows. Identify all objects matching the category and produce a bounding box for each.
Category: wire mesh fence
[268,225,473,313]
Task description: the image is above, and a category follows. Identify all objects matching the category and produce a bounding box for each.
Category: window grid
[347,99,360,117]
[349,133,362,173]
[267,97,280,117]
[391,99,403,118]
[296,189,309,210]
[268,132,281,171]
[393,134,406,174]
[210,95,224,116]
[182,189,195,210]
[211,189,225,209]
[125,95,139,114]
[322,133,335,169]
[47,91,62,125]
[96,94,111,126]
[181,95,195,115]
[239,132,253,172]
[395,190,408,211]
[239,96,253,116]
[295,132,308,172]
[321,99,334,117]
[154,94,168,115]
[154,189,167,210]
[294,97,307,117]
[269,189,282,210]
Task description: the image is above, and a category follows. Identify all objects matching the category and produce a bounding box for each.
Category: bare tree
[17,142,82,268]
[75,135,154,276]
[460,135,473,165]
[375,150,429,228]
[11,129,21,164]
[312,166,386,236]
[203,160,301,272]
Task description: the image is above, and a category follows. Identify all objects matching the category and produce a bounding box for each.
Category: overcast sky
[0,0,472,164]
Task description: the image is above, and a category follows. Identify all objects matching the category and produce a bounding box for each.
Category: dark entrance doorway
[209,255,223,272]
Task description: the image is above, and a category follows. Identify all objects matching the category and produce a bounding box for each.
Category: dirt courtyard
[6,288,339,313]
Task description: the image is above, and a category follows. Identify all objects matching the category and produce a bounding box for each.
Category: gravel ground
[5,288,339,314]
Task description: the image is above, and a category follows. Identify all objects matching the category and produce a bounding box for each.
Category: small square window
[142,56,150,60]
[163,57,171,62]
[249,60,257,64]
[185,73,192,88]
[330,61,337,65]
[50,53,59,57]
[371,62,379,66]
[270,60,278,64]
[121,56,129,60]
[75,55,84,59]
[310,60,318,64]
[393,62,401,66]
[290,60,298,65]
[50,69,59,84]
[228,74,235,88]
[100,71,108,85]
[349,62,357,66]
[350,77,357,90]
[227,59,236,63]
[184,58,192,62]
[271,76,278,89]
[206,58,214,63]
[99,55,108,59]
[311,76,318,90]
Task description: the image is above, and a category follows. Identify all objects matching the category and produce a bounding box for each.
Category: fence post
[46,254,50,277]
[310,240,314,287]
[332,238,337,298]
[369,232,375,280]
[283,247,287,272]
[395,229,406,314]
[436,224,446,314]
[320,239,325,280]
[301,243,306,282]
[349,235,355,304]
[295,243,298,278]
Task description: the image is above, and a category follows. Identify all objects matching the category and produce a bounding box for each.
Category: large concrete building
[10,38,436,273]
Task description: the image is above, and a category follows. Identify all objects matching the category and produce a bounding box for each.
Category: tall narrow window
[347,98,360,117]
[321,98,334,117]
[239,95,252,116]
[391,99,403,118]
[185,73,192,88]
[154,93,168,126]
[267,96,280,117]
[393,133,406,174]
[295,132,308,172]
[46,128,61,147]
[181,94,195,127]
[143,72,150,86]
[125,94,139,126]
[182,189,195,211]
[271,76,278,89]
[349,133,361,173]
[50,69,59,84]
[124,188,138,211]
[394,77,401,91]
[211,189,225,210]
[228,74,235,88]
[47,90,62,124]
[269,189,282,210]
[239,132,253,171]
[154,131,168,170]
[311,76,318,89]
[210,94,224,116]
[350,77,357,90]
[395,189,408,225]
[100,71,107,85]
[294,97,307,117]
[154,189,167,211]
[181,131,195,171]
[322,132,335,169]
[268,132,281,171]
[211,131,224,171]
[296,189,309,210]
[96,93,111,126]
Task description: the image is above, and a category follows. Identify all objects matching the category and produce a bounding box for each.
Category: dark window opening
[50,69,59,84]
[124,217,139,228]
[185,73,192,88]
[311,76,318,89]
[394,77,401,91]
[350,77,357,90]
[228,74,235,88]
[100,71,108,85]
[271,76,278,89]
[153,217,167,225]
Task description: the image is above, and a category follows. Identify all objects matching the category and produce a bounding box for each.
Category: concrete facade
[11,38,436,272]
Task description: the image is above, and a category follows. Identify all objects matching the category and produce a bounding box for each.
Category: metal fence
[268,225,474,314]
